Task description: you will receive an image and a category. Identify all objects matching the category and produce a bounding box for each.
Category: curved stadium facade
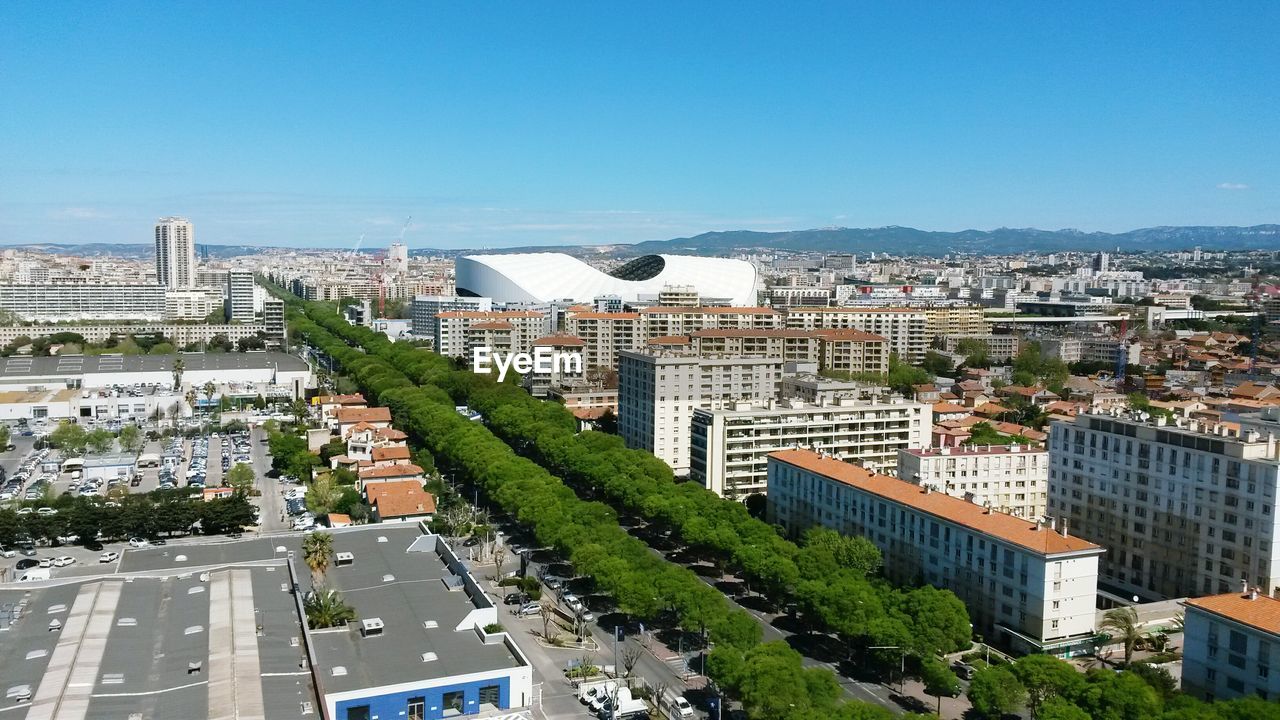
[455,253,760,305]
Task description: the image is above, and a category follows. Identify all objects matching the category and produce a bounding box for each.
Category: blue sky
[1,2,1277,249]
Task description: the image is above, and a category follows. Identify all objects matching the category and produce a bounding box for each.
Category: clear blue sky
[1,2,1277,249]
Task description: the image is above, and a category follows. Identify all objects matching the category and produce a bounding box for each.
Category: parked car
[128,537,150,548]
[16,558,40,570]
[516,602,541,616]
[51,556,75,567]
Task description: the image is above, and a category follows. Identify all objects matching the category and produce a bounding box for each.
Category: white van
[659,693,695,719]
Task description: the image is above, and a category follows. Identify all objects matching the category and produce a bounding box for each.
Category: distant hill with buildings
[5,224,1277,257]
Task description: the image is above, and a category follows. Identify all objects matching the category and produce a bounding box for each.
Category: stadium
[454,253,760,305]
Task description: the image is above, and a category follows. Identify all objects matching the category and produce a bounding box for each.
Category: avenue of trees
[287,300,967,719]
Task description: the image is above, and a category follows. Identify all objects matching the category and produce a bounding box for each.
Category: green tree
[148,342,175,355]
[49,421,88,454]
[199,494,255,534]
[1100,606,1142,667]
[202,381,217,414]
[0,423,10,450]
[1037,697,1091,720]
[84,427,115,454]
[887,355,931,394]
[302,531,335,578]
[799,526,882,577]
[225,462,256,494]
[968,665,1027,718]
[171,356,184,390]
[1011,655,1085,720]
[117,424,143,453]
[303,587,355,629]
[921,350,954,377]
[920,656,960,716]
[289,398,310,427]
[305,473,343,517]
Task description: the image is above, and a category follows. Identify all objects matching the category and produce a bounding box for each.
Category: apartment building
[640,306,782,340]
[1042,337,1141,366]
[410,295,493,341]
[768,449,1103,656]
[898,445,1049,520]
[1047,412,1280,601]
[565,311,643,370]
[433,310,545,359]
[813,329,891,375]
[692,393,930,500]
[0,284,169,321]
[1182,588,1280,701]
[618,350,783,474]
[154,216,196,288]
[263,297,286,348]
[225,270,257,322]
[940,334,1021,362]
[784,308,929,363]
[688,329,822,364]
[921,305,990,341]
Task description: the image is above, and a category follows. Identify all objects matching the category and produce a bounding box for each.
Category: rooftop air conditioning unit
[360,618,384,638]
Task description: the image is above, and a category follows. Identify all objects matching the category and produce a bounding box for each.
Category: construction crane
[376,217,412,318]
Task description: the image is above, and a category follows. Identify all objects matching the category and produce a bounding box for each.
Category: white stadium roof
[455,253,759,305]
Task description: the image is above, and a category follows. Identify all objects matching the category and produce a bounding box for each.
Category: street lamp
[868,645,907,693]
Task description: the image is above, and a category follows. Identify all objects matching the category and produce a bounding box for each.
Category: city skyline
[2,3,1278,249]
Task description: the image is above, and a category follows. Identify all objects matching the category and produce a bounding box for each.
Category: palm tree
[1100,606,1142,667]
[202,381,217,416]
[171,357,184,391]
[304,587,355,629]
[302,531,335,579]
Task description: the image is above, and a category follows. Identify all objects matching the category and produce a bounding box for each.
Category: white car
[128,537,150,548]
[51,556,75,567]
[16,507,33,515]
[36,507,57,516]
[99,551,120,563]
[0,547,15,558]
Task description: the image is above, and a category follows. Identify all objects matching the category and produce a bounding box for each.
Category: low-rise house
[367,480,437,523]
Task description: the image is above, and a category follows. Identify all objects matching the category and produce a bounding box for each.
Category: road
[250,425,290,533]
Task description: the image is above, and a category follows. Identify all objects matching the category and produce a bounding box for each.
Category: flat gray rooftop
[0,352,306,379]
[0,565,313,720]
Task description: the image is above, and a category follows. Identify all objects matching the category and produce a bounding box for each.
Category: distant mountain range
[5,225,1278,259]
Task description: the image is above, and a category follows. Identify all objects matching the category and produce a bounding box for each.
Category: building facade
[410,295,493,343]
[1182,589,1280,702]
[565,311,643,370]
[618,350,783,474]
[898,445,1049,520]
[784,308,929,363]
[226,270,257,322]
[1047,413,1280,601]
[155,216,196,288]
[768,449,1103,655]
[433,310,545,359]
[691,394,930,500]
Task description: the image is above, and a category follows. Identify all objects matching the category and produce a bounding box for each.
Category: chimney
[1060,518,1069,537]
[1242,579,1251,596]
[1251,587,1260,601]
[1034,519,1043,532]
[923,485,932,495]
[1048,517,1057,531]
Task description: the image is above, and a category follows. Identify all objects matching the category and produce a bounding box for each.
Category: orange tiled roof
[812,329,890,343]
[532,334,585,346]
[368,480,437,519]
[372,446,411,462]
[336,407,392,424]
[359,463,424,479]
[569,312,641,320]
[470,321,514,331]
[314,393,366,406]
[932,402,969,414]
[1185,592,1280,637]
[640,306,781,315]
[646,336,691,345]
[769,449,1102,556]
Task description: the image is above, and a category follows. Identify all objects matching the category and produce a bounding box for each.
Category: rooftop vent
[360,618,385,638]
[101,673,124,685]
[423,620,438,629]
[175,555,188,562]
[335,552,354,566]
[382,574,395,583]
[47,604,66,615]
[48,619,62,632]
[331,666,347,677]
[376,536,388,543]
[184,625,204,635]
[6,686,32,702]
[421,652,438,662]
[117,617,137,627]
[25,649,48,660]
[187,586,204,595]
[187,661,202,674]
[301,702,314,715]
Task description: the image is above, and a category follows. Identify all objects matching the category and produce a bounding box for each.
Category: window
[346,707,371,720]
[443,690,465,715]
[407,697,425,720]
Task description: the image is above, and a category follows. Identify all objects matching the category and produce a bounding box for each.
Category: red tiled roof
[569,312,641,320]
[336,407,392,424]
[1185,592,1280,637]
[812,329,890,343]
[532,334,585,347]
[314,394,366,406]
[372,446,411,462]
[769,449,1101,556]
[470,321,514,330]
[640,306,781,315]
[368,480,436,519]
[359,463,424,479]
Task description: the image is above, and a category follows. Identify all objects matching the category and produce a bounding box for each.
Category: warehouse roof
[0,352,306,379]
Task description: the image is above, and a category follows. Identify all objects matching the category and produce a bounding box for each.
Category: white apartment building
[640,306,783,340]
[784,308,929,363]
[565,311,643,370]
[691,393,931,500]
[411,295,493,343]
[226,270,256,322]
[1047,413,1280,601]
[618,350,783,475]
[0,284,168,321]
[1182,588,1280,702]
[154,216,196,288]
[434,310,546,359]
[1041,337,1141,366]
[768,449,1103,656]
[898,445,1049,520]
[263,298,286,348]
[164,289,225,321]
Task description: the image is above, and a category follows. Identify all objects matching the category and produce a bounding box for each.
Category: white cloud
[1217,182,1250,191]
